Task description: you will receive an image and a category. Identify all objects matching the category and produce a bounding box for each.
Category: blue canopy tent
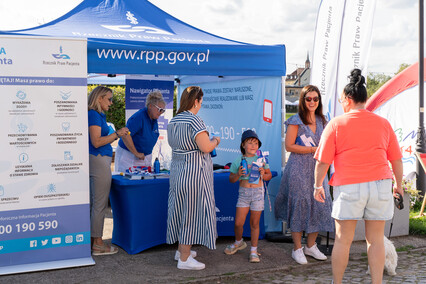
[1,0,287,233]
[1,0,286,76]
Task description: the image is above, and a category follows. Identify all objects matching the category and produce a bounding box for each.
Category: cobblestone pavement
[192,247,426,284]
[0,213,424,284]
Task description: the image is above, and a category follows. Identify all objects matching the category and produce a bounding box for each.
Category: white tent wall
[366,60,426,179]
[373,85,421,177]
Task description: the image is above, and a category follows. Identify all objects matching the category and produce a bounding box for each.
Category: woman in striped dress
[167,86,221,270]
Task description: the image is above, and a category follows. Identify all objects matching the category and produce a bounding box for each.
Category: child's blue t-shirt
[230,155,270,180]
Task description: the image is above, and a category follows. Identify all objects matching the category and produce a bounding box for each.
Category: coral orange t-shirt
[314,109,402,186]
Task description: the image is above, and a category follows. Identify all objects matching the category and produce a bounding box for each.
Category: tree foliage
[367,63,410,98]
[87,85,126,129]
[396,63,410,74]
[367,73,391,98]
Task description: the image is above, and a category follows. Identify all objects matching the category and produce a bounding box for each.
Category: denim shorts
[236,186,264,211]
[332,179,394,221]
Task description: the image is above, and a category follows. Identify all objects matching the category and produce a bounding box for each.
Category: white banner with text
[0,36,93,275]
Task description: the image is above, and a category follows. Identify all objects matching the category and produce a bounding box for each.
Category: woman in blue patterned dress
[167,86,221,270]
[274,85,334,265]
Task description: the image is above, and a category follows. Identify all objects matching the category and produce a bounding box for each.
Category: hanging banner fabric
[311,0,376,119]
[334,0,376,117]
[178,77,282,232]
[310,0,345,121]
[0,36,93,274]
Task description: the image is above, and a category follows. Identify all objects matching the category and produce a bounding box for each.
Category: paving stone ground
[192,248,426,284]
[0,211,424,284]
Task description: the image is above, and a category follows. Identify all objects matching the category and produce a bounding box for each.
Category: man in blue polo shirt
[114,91,166,172]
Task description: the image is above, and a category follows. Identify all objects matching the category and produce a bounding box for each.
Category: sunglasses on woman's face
[305,96,319,102]
[154,104,166,114]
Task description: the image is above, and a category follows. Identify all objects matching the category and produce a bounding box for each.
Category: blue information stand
[110,172,276,254]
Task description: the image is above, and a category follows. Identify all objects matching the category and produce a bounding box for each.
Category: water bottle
[210,134,217,157]
[240,157,249,176]
[154,158,160,174]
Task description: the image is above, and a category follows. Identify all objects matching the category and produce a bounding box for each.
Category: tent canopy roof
[2,0,286,76]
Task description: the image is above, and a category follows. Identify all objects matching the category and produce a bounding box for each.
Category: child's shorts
[236,186,264,211]
[332,179,394,221]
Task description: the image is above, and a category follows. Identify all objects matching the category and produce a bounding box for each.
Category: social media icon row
[29,234,84,247]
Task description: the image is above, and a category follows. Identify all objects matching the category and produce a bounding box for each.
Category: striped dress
[166,111,217,249]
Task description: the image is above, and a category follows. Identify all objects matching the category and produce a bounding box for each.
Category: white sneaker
[174,250,197,261]
[304,243,327,260]
[177,255,205,270]
[292,247,308,265]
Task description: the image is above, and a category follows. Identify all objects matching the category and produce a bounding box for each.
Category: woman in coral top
[313,69,403,284]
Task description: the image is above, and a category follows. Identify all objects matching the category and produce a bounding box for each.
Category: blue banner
[125,77,174,130]
[0,204,91,267]
[179,76,282,232]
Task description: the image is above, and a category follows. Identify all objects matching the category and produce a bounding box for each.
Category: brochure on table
[0,36,93,274]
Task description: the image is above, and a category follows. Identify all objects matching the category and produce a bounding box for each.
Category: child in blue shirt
[224,130,272,263]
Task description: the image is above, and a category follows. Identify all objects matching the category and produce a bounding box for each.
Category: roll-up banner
[0,36,94,275]
[311,0,376,119]
[178,76,283,232]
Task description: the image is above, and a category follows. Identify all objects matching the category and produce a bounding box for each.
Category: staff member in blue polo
[114,91,166,172]
[88,86,129,255]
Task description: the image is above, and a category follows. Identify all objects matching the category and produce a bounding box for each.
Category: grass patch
[223,272,236,276]
[286,112,296,120]
[396,245,415,252]
[409,210,426,235]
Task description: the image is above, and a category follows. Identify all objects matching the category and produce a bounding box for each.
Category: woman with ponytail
[313,69,403,284]
[166,86,220,270]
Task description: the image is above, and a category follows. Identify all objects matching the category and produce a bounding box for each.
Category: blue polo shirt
[88,109,113,157]
[118,107,159,155]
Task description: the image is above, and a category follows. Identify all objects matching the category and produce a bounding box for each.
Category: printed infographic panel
[0,36,93,274]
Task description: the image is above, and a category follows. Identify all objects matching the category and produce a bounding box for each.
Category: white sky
[0,0,421,75]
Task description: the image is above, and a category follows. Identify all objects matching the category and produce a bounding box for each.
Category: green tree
[173,86,177,116]
[367,73,391,98]
[88,85,126,129]
[367,63,410,97]
[396,63,410,74]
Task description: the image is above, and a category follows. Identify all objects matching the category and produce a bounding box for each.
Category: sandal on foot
[224,240,247,255]
[92,243,118,256]
[249,251,260,263]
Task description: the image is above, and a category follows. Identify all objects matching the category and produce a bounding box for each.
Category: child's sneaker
[224,240,247,255]
[249,251,260,263]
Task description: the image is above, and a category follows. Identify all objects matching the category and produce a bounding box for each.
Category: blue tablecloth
[110,171,276,254]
